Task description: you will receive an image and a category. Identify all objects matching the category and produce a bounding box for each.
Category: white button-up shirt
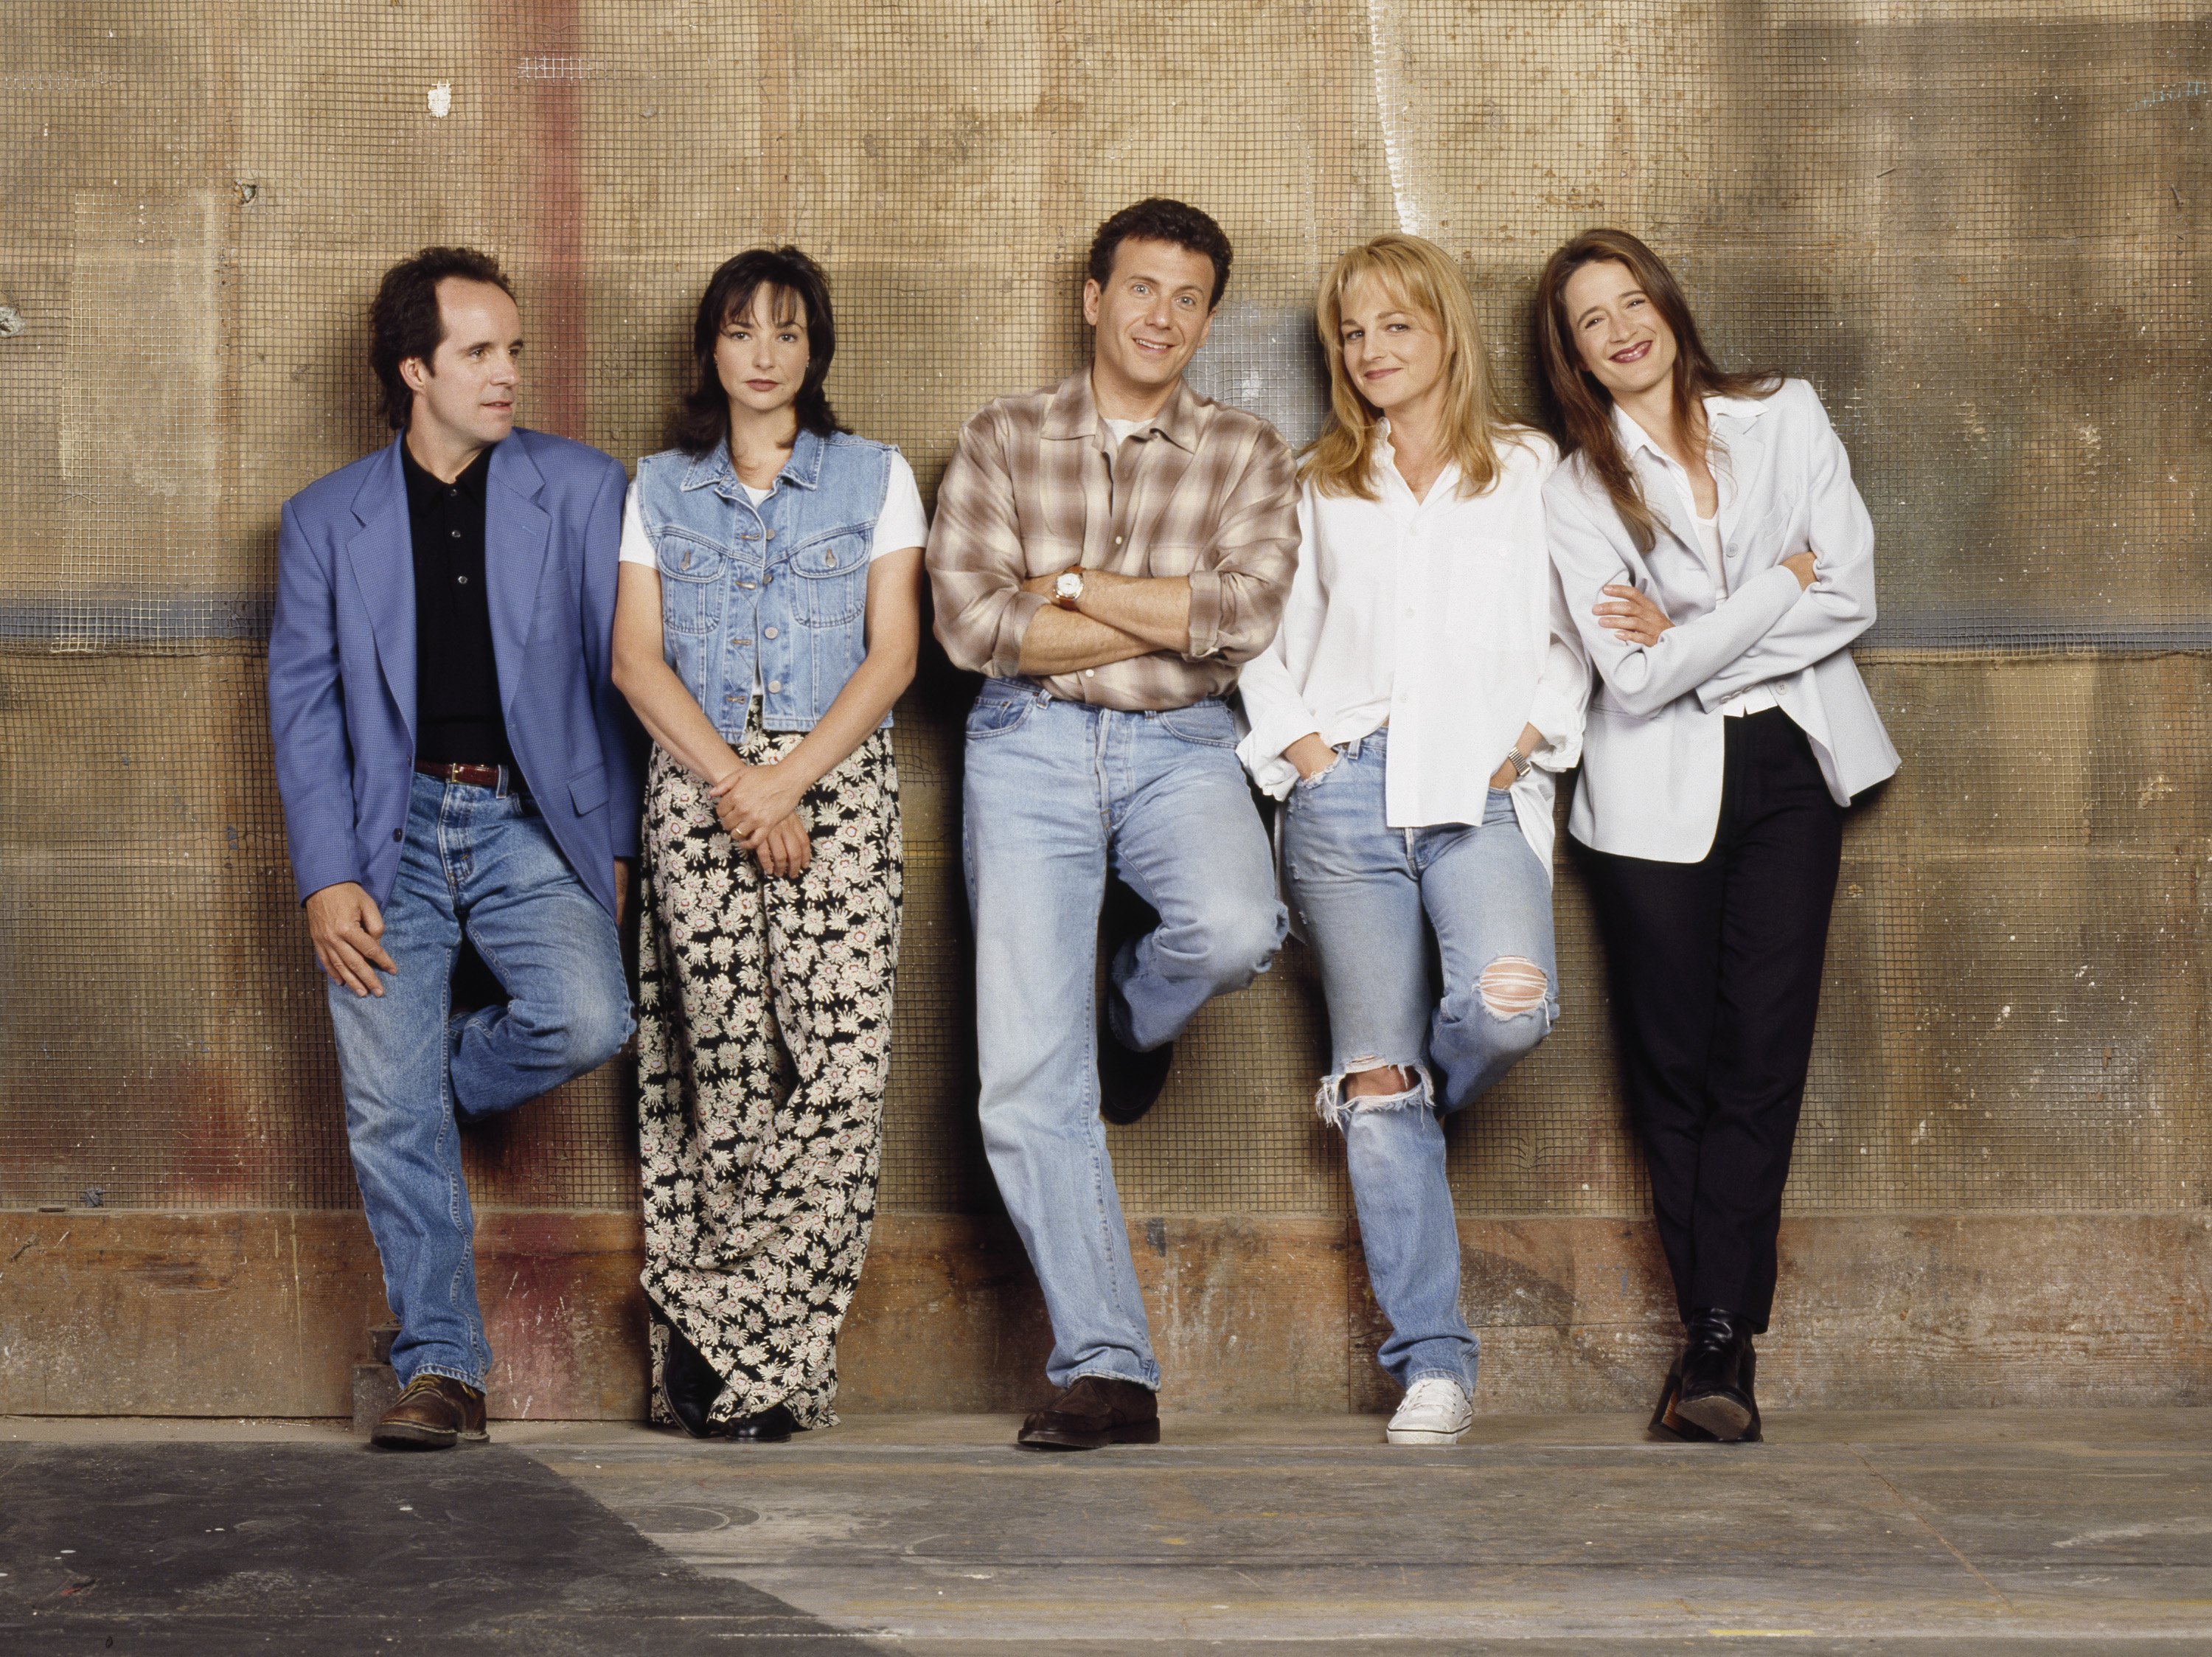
[1236,427,1589,872]
[1613,399,1781,718]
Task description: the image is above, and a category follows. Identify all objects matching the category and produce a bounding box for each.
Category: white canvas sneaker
[1385,1376,1474,1445]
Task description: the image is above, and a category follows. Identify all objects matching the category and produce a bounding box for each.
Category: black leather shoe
[1017,1375,1161,1451]
[1647,1361,1718,1443]
[725,1403,798,1443]
[658,1321,722,1440]
[1098,881,1172,1126]
[1675,1308,1761,1443]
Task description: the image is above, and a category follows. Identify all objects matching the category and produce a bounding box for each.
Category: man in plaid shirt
[927,198,1300,1451]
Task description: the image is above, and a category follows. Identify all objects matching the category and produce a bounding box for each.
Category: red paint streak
[512,1,588,439]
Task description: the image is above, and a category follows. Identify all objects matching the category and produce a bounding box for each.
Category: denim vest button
[767,678,782,693]
[763,625,778,639]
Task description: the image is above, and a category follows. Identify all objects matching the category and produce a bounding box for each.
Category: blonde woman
[1237,235,1588,1444]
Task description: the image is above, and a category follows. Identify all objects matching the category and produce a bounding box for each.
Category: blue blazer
[268,428,640,917]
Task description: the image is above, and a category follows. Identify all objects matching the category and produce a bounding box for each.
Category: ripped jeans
[1282,728,1559,1393]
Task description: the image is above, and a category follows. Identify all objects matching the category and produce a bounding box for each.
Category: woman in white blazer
[1533,228,1897,1445]
[1238,234,1589,1446]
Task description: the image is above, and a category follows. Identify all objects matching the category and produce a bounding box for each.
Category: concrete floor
[4,1411,2208,1653]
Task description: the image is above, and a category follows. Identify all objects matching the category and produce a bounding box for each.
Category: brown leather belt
[414,760,508,788]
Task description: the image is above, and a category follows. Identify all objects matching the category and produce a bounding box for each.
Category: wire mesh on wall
[1,1,2206,1220]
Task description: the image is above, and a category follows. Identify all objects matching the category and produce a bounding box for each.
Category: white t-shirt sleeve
[870,450,928,561]
[617,479,655,569]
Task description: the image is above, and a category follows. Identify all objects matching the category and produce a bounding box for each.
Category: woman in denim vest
[1237,235,1589,1445]
[612,246,927,1442]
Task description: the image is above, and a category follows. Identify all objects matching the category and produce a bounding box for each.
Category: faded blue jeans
[1281,728,1559,1392]
[326,771,633,1391]
[962,680,1287,1391]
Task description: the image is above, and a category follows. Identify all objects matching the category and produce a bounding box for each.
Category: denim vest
[634,428,894,736]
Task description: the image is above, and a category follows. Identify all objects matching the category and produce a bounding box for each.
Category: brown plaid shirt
[927,367,1300,711]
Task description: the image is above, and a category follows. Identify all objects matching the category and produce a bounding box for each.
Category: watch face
[1056,572,1082,597]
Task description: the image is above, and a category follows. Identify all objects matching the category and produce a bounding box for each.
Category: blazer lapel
[1714,410,1773,584]
[342,437,417,743]
[1631,448,1700,560]
[485,433,552,719]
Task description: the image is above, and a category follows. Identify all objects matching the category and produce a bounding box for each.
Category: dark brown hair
[380,248,522,434]
[669,246,845,456]
[1087,198,1233,310]
[369,247,515,431]
[1531,228,1776,553]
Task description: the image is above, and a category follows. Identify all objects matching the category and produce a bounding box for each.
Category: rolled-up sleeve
[1185,426,1300,664]
[927,409,1044,678]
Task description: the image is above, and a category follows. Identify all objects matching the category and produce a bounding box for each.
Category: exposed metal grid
[1,2,2206,1221]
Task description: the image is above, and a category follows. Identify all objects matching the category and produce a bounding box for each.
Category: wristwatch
[1053,569,1085,609]
[1502,748,1535,781]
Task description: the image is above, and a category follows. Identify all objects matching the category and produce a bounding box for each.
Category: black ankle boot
[724,1402,798,1443]
[658,1321,722,1440]
[1674,1308,1760,1443]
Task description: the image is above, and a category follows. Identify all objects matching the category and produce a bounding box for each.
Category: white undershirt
[1102,417,1154,448]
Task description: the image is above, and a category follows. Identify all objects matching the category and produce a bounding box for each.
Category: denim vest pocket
[787,532,869,625]
[655,531,726,634]
[1154,703,1237,748]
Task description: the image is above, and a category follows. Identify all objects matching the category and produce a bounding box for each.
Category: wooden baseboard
[1,1209,2204,1417]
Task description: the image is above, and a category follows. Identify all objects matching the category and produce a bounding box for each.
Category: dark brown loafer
[371,1374,488,1450]
[1017,1375,1161,1451]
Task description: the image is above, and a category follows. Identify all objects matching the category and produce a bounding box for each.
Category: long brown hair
[1303,234,1528,501]
[669,246,847,457]
[1531,228,1775,552]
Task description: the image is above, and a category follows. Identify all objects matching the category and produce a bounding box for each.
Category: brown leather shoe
[1017,1375,1161,1451]
[371,1374,488,1450]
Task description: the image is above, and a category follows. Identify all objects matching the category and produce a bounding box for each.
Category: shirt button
[1113,535,1123,546]
[450,529,461,540]
[767,678,782,693]
[763,625,778,639]
[392,829,403,842]
[1084,669,1095,678]
[457,575,469,585]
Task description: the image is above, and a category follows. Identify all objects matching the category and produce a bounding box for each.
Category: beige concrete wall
[1,1,2207,1412]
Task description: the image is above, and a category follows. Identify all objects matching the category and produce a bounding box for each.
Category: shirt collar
[1613,393,1772,462]
[400,437,493,509]
[1369,418,1461,505]
[1041,366,1203,454]
[679,424,828,493]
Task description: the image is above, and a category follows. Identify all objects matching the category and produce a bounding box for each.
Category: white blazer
[1545,378,1899,863]
[1236,430,1589,872]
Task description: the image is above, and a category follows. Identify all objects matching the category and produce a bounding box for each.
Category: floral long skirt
[636,728,901,1431]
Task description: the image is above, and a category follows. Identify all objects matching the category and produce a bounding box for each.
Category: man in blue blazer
[268,247,639,1449]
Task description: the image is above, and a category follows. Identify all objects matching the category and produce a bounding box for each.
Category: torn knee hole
[1343,1058,1419,1098]
[1478,957,1548,1018]
[1315,1060,1432,1125]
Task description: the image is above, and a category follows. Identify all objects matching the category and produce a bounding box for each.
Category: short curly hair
[1086,198,1233,310]
[369,247,515,431]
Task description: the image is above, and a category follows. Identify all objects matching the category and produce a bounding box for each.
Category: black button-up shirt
[401,440,514,768]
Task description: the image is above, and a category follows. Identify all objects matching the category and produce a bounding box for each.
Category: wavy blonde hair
[1301,234,1526,500]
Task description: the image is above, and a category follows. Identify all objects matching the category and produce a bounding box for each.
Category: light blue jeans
[961,680,1287,1391]
[1281,728,1559,1393]
[326,771,633,1390]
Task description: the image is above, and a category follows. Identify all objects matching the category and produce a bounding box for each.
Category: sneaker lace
[1399,1377,1465,1414]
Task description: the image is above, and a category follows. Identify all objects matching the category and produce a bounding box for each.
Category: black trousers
[1577,709,1843,1333]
